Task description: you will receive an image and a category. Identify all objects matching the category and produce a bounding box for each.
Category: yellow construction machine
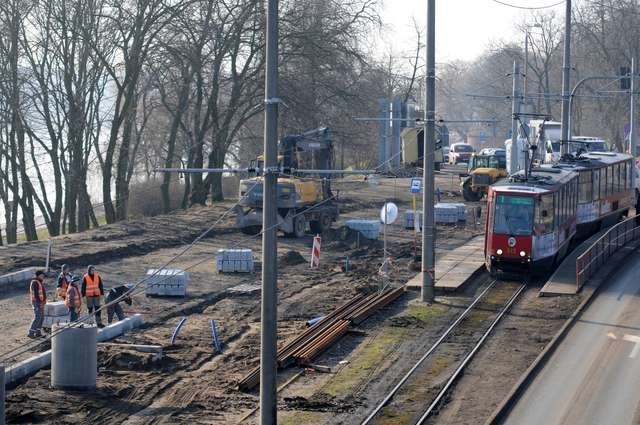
[235,127,338,237]
[460,148,507,201]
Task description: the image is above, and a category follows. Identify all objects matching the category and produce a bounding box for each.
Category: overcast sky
[379,0,566,63]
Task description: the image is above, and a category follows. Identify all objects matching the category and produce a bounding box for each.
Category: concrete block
[44,301,68,317]
[0,267,36,291]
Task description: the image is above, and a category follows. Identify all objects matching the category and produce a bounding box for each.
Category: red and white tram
[485,152,636,276]
[485,167,578,275]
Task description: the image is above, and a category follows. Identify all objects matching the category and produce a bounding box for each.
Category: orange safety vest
[29,279,46,303]
[84,272,101,297]
[65,286,81,308]
[57,273,69,299]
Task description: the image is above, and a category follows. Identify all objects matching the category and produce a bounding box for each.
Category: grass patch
[323,327,410,397]
[279,410,325,425]
[406,302,448,324]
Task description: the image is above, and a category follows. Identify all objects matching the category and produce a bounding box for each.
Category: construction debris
[237,286,405,391]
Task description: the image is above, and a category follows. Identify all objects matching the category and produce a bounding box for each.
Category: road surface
[503,250,640,425]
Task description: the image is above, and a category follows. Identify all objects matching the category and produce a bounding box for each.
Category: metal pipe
[559,0,572,156]
[260,0,279,423]
[421,0,435,303]
[170,317,187,345]
[510,61,521,174]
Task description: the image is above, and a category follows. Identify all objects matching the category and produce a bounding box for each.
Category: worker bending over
[65,276,82,321]
[56,264,71,300]
[28,270,47,338]
[106,284,133,324]
[81,265,105,328]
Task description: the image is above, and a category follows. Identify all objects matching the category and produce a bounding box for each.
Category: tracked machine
[235,127,339,237]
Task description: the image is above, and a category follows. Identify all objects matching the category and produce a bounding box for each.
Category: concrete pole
[260,0,279,423]
[560,0,572,156]
[1,364,4,425]
[421,0,435,303]
[510,61,521,174]
[631,57,636,189]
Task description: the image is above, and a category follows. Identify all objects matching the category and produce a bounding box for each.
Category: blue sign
[409,178,422,193]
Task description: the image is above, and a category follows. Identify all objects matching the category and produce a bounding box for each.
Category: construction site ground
[1,169,591,424]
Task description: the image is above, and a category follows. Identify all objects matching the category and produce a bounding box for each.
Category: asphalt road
[504,250,640,425]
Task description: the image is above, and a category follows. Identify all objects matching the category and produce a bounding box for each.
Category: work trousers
[29,302,44,336]
[107,303,125,324]
[68,307,79,322]
[85,296,103,326]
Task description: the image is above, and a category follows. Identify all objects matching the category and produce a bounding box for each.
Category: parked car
[449,143,475,164]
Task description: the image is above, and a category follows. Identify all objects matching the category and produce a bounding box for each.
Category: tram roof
[548,152,632,172]
[493,166,576,194]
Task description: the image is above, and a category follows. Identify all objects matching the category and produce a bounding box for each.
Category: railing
[576,215,640,290]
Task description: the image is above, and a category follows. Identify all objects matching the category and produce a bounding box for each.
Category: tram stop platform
[406,235,485,292]
[539,231,607,296]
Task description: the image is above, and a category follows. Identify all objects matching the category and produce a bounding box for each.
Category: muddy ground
[2,170,590,424]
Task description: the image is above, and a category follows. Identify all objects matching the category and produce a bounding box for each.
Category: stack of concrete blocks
[345,219,381,239]
[434,203,460,224]
[216,249,254,273]
[43,301,70,328]
[145,269,189,297]
[404,210,423,229]
[0,267,36,292]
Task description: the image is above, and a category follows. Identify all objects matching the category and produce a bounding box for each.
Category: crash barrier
[145,269,189,297]
[345,220,381,239]
[4,314,143,387]
[216,249,254,273]
[576,215,640,290]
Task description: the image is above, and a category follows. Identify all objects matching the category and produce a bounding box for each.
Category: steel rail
[415,283,527,424]
[361,279,498,425]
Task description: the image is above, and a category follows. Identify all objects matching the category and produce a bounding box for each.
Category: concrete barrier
[4,314,144,387]
[0,268,36,294]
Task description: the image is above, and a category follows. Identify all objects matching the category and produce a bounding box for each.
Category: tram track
[361,277,526,425]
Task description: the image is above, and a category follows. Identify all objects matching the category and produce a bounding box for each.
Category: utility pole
[260,0,278,423]
[510,61,521,174]
[421,0,435,303]
[631,57,636,189]
[560,0,572,156]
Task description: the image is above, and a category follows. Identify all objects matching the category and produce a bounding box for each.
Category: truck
[400,124,449,171]
[234,127,339,237]
[460,148,508,201]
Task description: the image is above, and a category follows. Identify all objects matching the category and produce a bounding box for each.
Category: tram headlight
[519,250,526,257]
[496,249,503,255]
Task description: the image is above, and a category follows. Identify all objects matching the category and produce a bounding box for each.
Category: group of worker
[28,264,133,339]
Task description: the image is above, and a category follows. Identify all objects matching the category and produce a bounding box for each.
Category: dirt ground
[2,170,587,425]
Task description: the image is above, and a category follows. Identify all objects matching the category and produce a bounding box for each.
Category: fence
[576,215,640,290]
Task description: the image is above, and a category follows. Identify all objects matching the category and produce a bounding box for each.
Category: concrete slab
[407,236,485,292]
[539,231,607,296]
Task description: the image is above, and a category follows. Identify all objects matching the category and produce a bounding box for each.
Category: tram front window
[493,195,534,235]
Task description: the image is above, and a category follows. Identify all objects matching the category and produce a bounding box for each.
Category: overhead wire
[491,0,565,10]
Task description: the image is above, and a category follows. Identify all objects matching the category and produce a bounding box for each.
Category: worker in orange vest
[65,276,82,321]
[81,265,105,328]
[28,270,47,338]
[56,264,71,300]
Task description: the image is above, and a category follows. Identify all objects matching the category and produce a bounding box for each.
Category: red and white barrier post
[310,234,321,269]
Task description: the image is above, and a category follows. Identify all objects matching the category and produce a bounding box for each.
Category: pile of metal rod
[238,286,405,391]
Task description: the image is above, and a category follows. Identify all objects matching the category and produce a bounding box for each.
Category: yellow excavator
[235,127,338,237]
[460,148,508,201]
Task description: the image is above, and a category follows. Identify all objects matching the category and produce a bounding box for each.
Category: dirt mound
[283,393,362,413]
[100,348,164,371]
[279,250,307,267]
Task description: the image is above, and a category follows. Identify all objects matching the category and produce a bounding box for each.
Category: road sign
[409,178,422,194]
